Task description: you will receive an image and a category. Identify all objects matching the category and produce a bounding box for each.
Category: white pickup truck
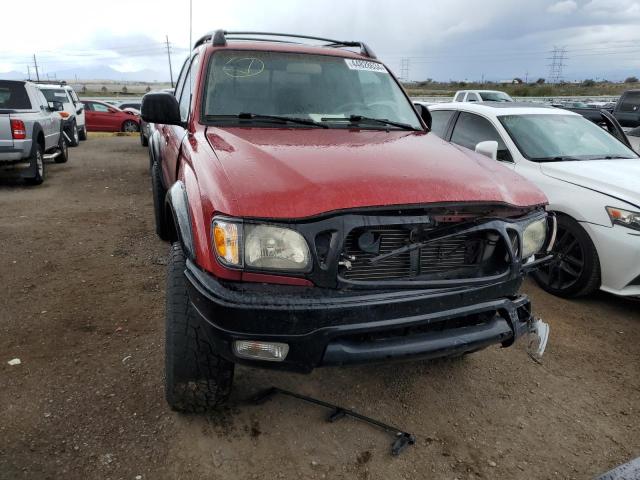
[0,80,68,185]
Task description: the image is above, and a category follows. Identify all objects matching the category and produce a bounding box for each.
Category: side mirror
[76,103,84,115]
[414,103,432,130]
[141,92,182,126]
[475,141,498,160]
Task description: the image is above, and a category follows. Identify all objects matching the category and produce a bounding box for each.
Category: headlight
[606,206,640,231]
[522,218,547,259]
[212,219,311,272]
[245,225,310,271]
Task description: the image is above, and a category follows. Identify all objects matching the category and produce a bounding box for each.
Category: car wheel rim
[74,128,79,143]
[537,225,584,290]
[125,121,137,132]
[36,150,43,176]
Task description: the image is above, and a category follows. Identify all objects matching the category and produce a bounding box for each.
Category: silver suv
[0,80,68,185]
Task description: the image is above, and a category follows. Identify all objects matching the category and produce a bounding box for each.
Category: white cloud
[547,0,578,14]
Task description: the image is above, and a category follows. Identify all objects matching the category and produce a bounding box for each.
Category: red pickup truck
[142,31,554,412]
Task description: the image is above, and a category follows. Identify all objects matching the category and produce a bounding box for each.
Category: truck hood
[206,127,546,219]
[541,159,640,209]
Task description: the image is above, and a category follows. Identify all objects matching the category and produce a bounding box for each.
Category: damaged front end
[187,203,555,371]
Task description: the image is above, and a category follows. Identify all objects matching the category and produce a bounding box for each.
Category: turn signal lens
[59,111,70,118]
[213,220,242,266]
[233,340,289,362]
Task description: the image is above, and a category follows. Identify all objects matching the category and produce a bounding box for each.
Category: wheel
[532,214,601,298]
[54,132,69,164]
[123,120,139,133]
[67,120,80,147]
[140,129,148,147]
[25,143,45,185]
[165,242,234,412]
[151,161,170,240]
[78,125,87,141]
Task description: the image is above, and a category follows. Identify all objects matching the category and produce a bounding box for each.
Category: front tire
[122,120,139,133]
[532,214,601,298]
[78,125,87,141]
[67,120,80,147]
[165,243,235,412]
[140,129,148,147]
[54,132,69,164]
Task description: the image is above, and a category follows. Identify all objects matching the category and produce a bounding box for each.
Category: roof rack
[193,30,377,59]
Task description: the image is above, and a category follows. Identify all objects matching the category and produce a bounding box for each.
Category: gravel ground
[0,136,638,480]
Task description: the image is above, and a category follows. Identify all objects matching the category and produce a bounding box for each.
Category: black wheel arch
[31,123,45,151]
[164,180,195,260]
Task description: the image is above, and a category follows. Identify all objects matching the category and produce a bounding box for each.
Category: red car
[142,31,554,411]
[82,100,140,132]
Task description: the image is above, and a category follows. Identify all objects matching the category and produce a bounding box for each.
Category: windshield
[479,91,513,102]
[203,50,422,129]
[41,89,69,103]
[499,114,638,161]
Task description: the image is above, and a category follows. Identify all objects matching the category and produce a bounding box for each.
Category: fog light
[233,340,289,362]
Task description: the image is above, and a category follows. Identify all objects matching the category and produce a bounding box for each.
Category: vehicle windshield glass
[41,89,68,103]
[0,81,30,109]
[479,92,512,102]
[203,50,422,129]
[499,114,639,161]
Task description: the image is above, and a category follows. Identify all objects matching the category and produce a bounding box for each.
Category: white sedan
[427,102,640,298]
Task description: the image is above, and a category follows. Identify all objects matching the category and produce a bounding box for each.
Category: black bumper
[185,260,534,373]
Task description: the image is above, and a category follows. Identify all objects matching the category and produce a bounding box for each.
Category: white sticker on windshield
[54,92,67,98]
[344,59,388,73]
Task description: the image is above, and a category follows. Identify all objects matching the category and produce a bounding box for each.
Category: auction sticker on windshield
[344,59,387,73]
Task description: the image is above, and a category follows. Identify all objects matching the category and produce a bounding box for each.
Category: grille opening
[337,312,496,345]
[340,225,510,282]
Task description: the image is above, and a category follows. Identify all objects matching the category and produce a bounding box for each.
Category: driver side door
[448,111,514,166]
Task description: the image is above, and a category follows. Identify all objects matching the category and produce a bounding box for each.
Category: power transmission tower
[547,46,567,84]
[165,35,174,88]
[33,54,40,82]
[400,58,410,82]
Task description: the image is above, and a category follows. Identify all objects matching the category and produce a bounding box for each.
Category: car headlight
[245,224,310,271]
[606,206,640,231]
[522,218,547,259]
[212,219,311,272]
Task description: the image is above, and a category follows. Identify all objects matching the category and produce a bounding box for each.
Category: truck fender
[165,180,195,260]
[149,128,162,170]
[31,123,44,152]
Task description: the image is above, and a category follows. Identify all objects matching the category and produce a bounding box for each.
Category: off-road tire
[165,243,235,412]
[151,161,169,240]
[78,124,87,141]
[55,132,69,164]
[532,214,601,298]
[25,143,45,185]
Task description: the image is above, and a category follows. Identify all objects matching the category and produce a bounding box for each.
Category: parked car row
[0,80,72,185]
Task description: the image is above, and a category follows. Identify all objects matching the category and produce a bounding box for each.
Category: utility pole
[27,65,31,80]
[165,35,174,88]
[33,54,40,82]
[400,58,410,82]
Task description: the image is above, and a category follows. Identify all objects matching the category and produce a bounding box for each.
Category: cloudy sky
[0,0,639,82]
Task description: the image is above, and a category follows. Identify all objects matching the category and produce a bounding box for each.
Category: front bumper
[185,260,540,372]
[582,222,640,296]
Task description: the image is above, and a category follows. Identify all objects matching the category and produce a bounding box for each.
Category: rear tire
[532,214,601,298]
[151,161,170,240]
[165,243,234,412]
[25,143,45,185]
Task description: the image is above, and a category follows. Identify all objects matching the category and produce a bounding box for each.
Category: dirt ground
[0,136,638,480]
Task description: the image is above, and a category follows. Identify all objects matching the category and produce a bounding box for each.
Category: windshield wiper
[321,115,420,131]
[533,156,584,162]
[236,113,328,128]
